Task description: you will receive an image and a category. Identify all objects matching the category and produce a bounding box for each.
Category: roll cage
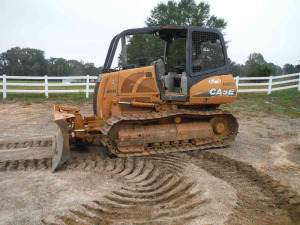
[102,26,230,100]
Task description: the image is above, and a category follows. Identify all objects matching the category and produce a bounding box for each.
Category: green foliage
[146,0,227,29]
[283,63,300,74]
[48,57,70,76]
[125,35,165,66]
[244,53,266,76]
[0,47,48,76]
[84,62,101,76]
[245,53,276,77]
[122,0,227,68]
[247,64,274,77]
[266,62,283,76]
[229,62,246,77]
[0,47,103,76]
[246,53,266,66]
[167,38,186,69]
[230,52,284,77]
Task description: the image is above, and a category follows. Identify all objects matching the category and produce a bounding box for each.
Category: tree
[266,63,283,76]
[48,57,70,76]
[84,62,102,75]
[229,61,246,77]
[67,60,85,76]
[296,61,300,72]
[124,34,165,66]
[146,0,226,29]
[230,52,282,77]
[0,47,22,76]
[283,63,298,74]
[245,53,266,73]
[247,65,274,77]
[0,58,4,75]
[0,47,48,76]
[0,47,102,76]
[244,53,277,77]
[123,0,227,68]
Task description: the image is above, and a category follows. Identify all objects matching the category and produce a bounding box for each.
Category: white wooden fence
[0,75,97,99]
[0,73,299,99]
[234,73,300,94]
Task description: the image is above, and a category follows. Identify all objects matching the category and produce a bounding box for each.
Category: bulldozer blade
[51,117,70,172]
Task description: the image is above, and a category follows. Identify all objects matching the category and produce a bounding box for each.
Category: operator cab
[102,26,228,102]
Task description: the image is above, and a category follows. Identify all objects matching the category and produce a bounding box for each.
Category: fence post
[45,75,49,98]
[86,75,90,98]
[3,74,7,99]
[298,74,300,92]
[267,76,273,94]
[235,76,239,92]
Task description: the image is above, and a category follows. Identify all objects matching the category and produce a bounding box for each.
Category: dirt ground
[0,101,299,225]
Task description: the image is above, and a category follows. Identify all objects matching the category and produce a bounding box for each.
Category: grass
[1,86,90,90]
[0,92,93,104]
[222,88,300,118]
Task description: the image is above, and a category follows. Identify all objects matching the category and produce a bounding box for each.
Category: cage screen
[192,31,225,73]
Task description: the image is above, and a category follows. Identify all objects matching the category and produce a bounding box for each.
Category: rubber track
[101,109,238,157]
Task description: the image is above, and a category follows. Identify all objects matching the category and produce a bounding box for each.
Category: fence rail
[235,73,300,94]
[0,75,98,99]
[0,73,299,99]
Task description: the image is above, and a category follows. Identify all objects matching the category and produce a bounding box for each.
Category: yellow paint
[189,74,237,104]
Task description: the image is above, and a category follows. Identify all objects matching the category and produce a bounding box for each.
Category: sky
[0,0,299,68]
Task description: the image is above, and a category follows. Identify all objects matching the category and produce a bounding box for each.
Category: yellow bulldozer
[52,25,239,172]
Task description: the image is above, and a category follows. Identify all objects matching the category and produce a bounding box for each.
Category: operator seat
[151,59,166,80]
[192,51,208,71]
[151,59,167,93]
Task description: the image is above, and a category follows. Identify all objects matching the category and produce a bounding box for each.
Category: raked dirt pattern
[0,101,299,225]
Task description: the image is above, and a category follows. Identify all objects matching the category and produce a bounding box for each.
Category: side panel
[117,66,160,99]
[102,72,120,119]
[189,74,237,104]
[95,66,162,120]
[95,72,119,120]
[117,66,161,113]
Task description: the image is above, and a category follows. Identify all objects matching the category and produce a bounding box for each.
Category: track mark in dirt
[190,151,300,225]
[0,138,52,150]
[2,150,300,224]
[41,153,231,225]
[0,158,52,171]
[266,138,300,173]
